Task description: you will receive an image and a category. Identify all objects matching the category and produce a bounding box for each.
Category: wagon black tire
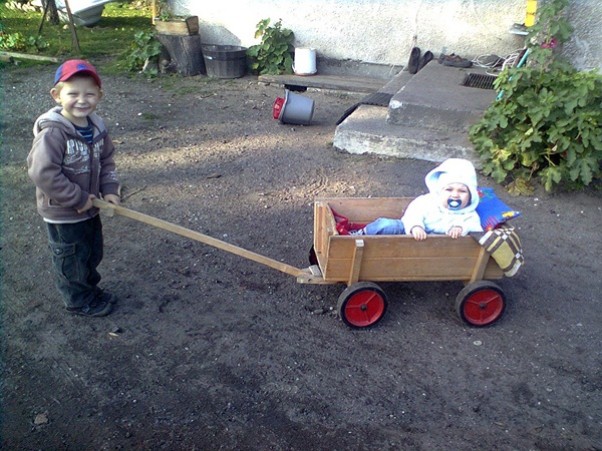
[308,246,318,266]
[337,282,388,328]
[455,281,506,327]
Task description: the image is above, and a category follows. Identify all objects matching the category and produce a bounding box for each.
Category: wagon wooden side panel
[313,198,504,285]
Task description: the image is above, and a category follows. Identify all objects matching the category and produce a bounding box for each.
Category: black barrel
[202,45,247,79]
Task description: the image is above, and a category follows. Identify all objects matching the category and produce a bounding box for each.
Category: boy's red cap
[54,59,101,88]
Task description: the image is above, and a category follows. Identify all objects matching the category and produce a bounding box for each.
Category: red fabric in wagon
[330,207,366,235]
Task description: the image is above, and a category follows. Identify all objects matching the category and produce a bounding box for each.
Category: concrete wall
[563,0,602,71]
[170,0,601,72]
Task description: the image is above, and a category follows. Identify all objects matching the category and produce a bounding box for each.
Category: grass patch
[0,1,154,72]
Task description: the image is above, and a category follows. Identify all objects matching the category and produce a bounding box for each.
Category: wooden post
[156,34,205,76]
[469,247,490,283]
[0,51,59,62]
[63,0,81,53]
[38,0,50,34]
[46,0,59,25]
[347,239,364,285]
[38,0,59,35]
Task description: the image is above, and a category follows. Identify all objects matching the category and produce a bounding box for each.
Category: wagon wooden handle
[93,198,306,278]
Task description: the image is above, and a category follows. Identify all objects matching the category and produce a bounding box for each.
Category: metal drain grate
[462,73,497,90]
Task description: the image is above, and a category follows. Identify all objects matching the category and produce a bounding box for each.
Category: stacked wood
[155,16,199,36]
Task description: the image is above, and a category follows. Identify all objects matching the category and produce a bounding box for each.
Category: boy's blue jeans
[364,217,406,235]
[46,215,103,309]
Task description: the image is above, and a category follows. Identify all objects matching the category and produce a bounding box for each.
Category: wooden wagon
[298,197,507,328]
[94,196,510,329]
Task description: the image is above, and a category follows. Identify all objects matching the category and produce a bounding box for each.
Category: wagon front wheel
[337,282,387,328]
[455,281,506,327]
[308,246,318,266]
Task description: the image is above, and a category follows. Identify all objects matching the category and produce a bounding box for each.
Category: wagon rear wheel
[309,246,318,266]
[455,281,506,327]
[337,282,387,328]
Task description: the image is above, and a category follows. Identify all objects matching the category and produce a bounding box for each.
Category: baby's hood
[424,158,479,212]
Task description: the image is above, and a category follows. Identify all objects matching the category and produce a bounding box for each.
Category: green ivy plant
[124,31,162,74]
[154,0,172,20]
[469,0,602,193]
[247,18,294,75]
[0,24,49,53]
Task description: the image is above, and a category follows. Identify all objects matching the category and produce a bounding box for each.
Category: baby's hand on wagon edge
[410,226,427,241]
[447,226,463,239]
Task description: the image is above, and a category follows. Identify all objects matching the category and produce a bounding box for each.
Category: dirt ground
[1,61,601,450]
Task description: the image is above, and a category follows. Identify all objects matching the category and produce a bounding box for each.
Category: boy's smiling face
[51,75,102,127]
[440,182,471,210]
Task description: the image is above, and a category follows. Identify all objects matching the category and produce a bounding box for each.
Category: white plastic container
[293,48,317,76]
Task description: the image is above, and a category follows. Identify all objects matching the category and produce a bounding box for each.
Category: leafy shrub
[469,0,602,193]
[125,31,162,73]
[0,26,49,53]
[247,19,294,75]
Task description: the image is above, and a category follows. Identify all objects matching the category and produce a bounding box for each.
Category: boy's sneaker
[96,289,117,304]
[349,228,364,236]
[68,296,113,317]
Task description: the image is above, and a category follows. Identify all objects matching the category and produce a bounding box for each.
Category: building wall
[563,0,602,70]
[170,0,601,72]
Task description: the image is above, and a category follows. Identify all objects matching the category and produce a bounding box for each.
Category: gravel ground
[1,61,601,450]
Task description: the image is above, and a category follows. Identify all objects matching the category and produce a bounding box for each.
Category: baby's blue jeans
[364,217,406,235]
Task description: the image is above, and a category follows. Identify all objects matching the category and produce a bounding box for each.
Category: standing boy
[27,59,120,317]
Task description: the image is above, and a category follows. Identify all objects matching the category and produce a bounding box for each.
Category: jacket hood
[32,107,104,137]
[33,107,73,137]
[424,158,479,212]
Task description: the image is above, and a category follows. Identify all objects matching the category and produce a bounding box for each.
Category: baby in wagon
[351,158,483,240]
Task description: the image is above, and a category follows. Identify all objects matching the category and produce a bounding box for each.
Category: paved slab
[258,73,386,93]
[334,62,498,165]
[388,62,497,132]
[333,105,483,167]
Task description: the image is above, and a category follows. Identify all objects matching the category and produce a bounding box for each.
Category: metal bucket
[279,90,315,125]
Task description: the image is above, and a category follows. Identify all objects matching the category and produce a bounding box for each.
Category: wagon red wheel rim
[462,288,504,326]
[343,289,386,328]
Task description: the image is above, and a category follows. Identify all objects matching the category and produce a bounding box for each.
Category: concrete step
[258,73,386,94]
[387,62,496,133]
[333,105,483,167]
[378,69,414,95]
[258,63,409,95]
[333,61,499,166]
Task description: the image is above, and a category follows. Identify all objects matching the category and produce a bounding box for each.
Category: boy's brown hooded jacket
[27,107,119,223]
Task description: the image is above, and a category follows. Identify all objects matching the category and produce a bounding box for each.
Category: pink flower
[541,37,558,49]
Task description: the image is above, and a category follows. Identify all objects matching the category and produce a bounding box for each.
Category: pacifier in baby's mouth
[447,198,462,210]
